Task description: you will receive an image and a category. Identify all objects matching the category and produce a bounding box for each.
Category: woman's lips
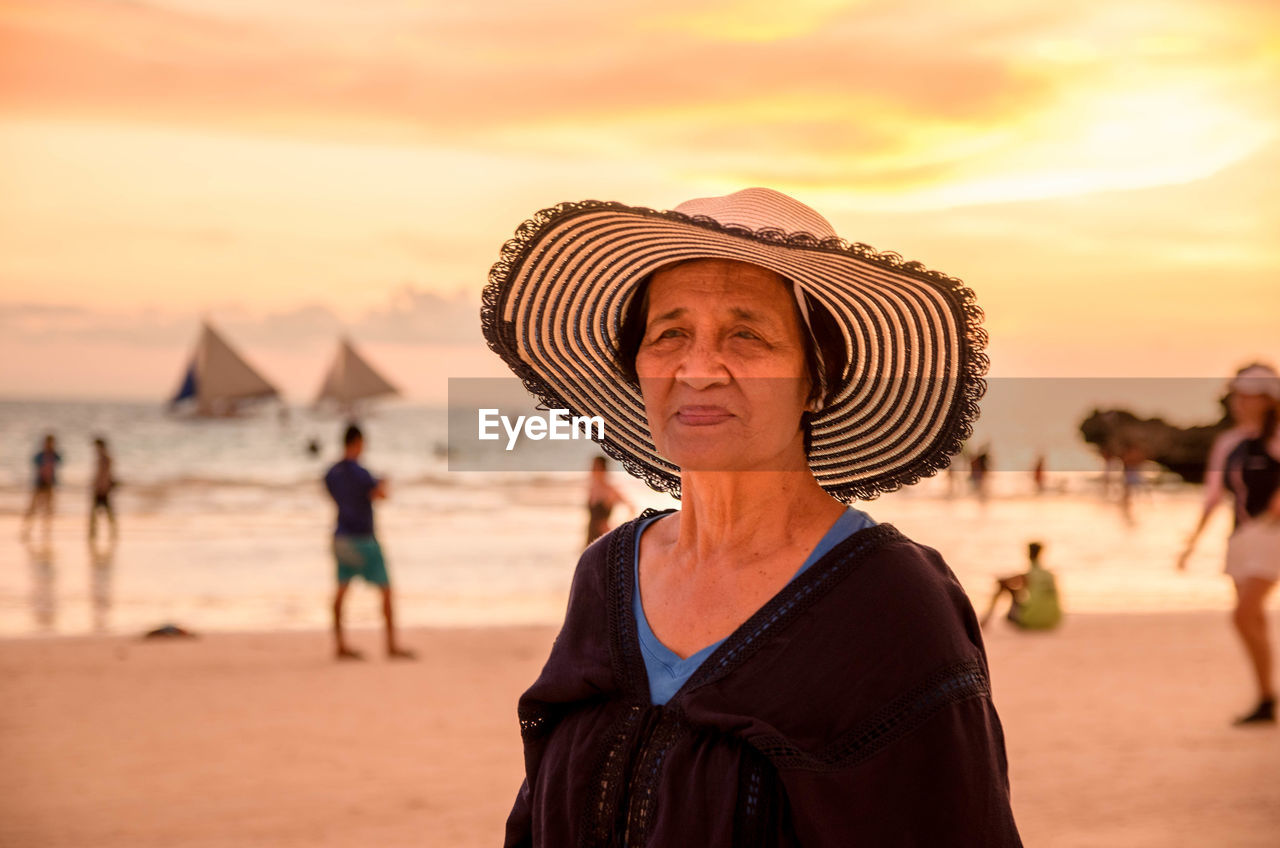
[674,405,734,426]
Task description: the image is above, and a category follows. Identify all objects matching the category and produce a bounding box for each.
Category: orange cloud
[5,0,1275,209]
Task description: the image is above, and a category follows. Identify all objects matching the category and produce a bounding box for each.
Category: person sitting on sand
[323,423,414,661]
[981,542,1062,631]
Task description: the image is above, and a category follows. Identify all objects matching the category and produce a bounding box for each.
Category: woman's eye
[733,329,761,340]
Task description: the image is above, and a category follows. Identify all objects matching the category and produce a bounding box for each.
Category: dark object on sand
[1234,697,1276,726]
[1079,407,1229,484]
[144,623,197,639]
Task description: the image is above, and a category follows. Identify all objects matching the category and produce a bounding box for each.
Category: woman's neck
[669,469,845,565]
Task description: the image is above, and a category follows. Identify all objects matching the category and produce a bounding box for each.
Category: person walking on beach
[970,446,991,500]
[1179,363,1280,726]
[89,437,117,541]
[1119,444,1146,524]
[21,434,61,541]
[585,456,634,546]
[1032,455,1046,494]
[980,541,1062,631]
[323,423,414,661]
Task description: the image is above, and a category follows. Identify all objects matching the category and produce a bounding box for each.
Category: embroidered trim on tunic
[751,658,992,772]
[734,745,784,848]
[582,702,646,847]
[607,522,650,702]
[622,710,682,847]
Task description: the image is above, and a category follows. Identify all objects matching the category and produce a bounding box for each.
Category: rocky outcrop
[1079,407,1230,484]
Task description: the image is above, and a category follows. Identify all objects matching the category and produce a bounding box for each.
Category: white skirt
[1225,519,1280,582]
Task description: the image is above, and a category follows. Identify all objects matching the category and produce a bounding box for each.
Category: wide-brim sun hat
[1228,364,1280,400]
[481,187,988,502]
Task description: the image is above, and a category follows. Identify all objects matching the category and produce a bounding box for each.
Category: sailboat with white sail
[314,337,399,416]
[170,322,281,416]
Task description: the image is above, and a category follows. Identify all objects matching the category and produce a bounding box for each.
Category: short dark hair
[93,437,107,449]
[343,423,363,446]
[614,273,848,411]
[1028,542,1044,561]
[614,281,650,385]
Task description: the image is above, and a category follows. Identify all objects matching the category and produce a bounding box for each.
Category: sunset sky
[1,0,1277,401]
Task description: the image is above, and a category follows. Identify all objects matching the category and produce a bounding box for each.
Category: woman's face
[635,259,811,473]
[1228,391,1272,426]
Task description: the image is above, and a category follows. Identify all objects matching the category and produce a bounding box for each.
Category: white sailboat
[314,337,399,415]
[170,322,280,416]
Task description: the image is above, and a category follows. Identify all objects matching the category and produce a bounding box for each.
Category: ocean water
[0,400,1264,638]
[0,400,450,493]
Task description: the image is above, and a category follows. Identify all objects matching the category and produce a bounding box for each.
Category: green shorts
[333,535,390,587]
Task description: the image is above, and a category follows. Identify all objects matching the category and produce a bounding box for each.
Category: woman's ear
[804,378,825,413]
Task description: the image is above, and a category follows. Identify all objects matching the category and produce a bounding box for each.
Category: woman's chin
[663,448,790,474]
[657,430,807,474]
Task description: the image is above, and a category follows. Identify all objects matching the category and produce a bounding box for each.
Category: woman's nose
[674,339,730,390]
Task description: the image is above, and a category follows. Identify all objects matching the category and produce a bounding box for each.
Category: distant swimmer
[585,456,633,546]
[21,434,61,541]
[1178,363,1280,726]
[980,541,1062,631]
[323,423,415,661]
[89,437,117,541]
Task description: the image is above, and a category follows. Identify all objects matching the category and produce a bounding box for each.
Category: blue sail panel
[172,361,198,404]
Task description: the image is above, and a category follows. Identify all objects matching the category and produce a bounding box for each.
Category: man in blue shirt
[323,424,414,661]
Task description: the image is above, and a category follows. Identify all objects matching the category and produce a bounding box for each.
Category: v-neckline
[610,508,904,706]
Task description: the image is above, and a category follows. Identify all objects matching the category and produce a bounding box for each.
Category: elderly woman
[483,189,1021,846]
[1179,363,1280,725]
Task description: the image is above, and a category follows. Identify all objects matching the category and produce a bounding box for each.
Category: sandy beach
[2,612,1277,848]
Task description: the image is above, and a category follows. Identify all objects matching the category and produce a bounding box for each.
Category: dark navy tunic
[505,510,1023,847]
